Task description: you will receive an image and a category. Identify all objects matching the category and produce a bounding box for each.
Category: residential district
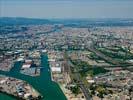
[0,24,133,100]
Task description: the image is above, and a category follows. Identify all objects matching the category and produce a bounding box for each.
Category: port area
[0,58,13,72]
[20,60,41,77]
[0,51,18,72]
[0,75,42,100]
[17,50,41,77]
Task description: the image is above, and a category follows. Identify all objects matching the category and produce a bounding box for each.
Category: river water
[0,54,67,100]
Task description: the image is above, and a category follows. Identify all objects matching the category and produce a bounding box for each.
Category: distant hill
[0,17,133,27]
[0,17,52,25]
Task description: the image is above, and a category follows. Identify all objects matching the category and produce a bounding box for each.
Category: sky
[0,0,133,19]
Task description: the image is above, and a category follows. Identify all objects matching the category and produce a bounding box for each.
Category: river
[0,53,67,100]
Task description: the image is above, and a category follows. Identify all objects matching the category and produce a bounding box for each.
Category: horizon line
[1,17,133,20]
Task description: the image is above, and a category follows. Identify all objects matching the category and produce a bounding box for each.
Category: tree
[88,70,94,77]
[96,85,106,98]
[70,85,80,95]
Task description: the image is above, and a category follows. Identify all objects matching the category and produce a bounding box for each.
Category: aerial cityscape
[0,0,133,100]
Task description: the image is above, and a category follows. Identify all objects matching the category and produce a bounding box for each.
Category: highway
[87,47,133,67]
[88,47,120,65]
[68,60,92,100]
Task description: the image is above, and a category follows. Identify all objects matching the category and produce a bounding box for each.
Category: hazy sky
[0,0,133,18]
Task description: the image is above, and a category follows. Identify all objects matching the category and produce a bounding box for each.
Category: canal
[0,53,67,100]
